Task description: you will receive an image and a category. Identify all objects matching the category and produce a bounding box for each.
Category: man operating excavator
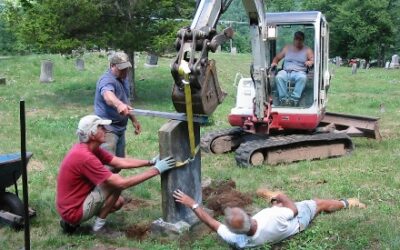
[271,31,314,106]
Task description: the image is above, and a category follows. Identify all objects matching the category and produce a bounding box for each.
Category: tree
[2,0,194,54]
[303,0,397,63]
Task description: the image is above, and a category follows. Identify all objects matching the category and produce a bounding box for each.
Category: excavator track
[200,127,246,154]
[235,133,354,167]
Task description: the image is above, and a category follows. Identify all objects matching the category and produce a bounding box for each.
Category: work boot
[256,188,282,202]
[92,225,124,238]
[280,98,290,106]
[347,198,366,209]
[60,220,79,235]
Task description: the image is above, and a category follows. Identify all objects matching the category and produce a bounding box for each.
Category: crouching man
[173,188,366,248]
[56,115,176,235]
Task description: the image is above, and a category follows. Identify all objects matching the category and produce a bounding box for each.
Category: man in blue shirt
[94,52,141,173]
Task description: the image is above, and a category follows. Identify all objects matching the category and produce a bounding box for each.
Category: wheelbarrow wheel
[0,192,24,229]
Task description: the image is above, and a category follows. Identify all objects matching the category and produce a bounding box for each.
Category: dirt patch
[202,179,253,216]
[89,244,141,250]
[125,222,151,241]
[122,197,153,211]
[28,159,45,172]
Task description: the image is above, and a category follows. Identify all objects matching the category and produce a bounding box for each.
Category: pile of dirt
[202,179,253,216]
[125,223,151,240]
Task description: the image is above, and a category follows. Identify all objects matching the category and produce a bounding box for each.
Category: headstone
[385,61,390,69]
[40,60,54,83]
[351,63,357,75]
[0,77,5,85]
[335,56,341,67]
[151,120,202,236]
[75,58,85,71]
[390,54,399,69]
[366,63,370,69]
[231,47,237,55]
[144,53,159,68]
[360,59,366,69]
[216,45,222,53]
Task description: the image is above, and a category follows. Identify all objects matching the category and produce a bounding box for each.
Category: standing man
[271,31,314,106]
[173,188,365,248]
[94,52,140,172]
[56,115,176,235]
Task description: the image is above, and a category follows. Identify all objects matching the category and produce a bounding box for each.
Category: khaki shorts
[80,186,106,223]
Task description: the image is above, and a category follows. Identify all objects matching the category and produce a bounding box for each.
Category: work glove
[154,156,176,174]
[149,155,159,165]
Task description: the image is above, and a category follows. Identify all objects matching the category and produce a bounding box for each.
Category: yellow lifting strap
[178,61,197,160]
[175,144,201,167]
[184,82,196,157]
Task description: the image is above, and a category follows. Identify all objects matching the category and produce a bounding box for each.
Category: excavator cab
[267,12,329,112]
[230,11,331,132]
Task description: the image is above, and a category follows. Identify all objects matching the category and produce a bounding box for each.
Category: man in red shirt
[56,115,176,234]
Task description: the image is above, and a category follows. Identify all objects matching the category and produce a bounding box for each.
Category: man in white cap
[94,51,140,173]
[56,115,176,235]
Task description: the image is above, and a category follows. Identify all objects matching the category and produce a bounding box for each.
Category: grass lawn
[0,52,399,249]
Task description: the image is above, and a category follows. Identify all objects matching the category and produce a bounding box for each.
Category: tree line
[1,0,399,63]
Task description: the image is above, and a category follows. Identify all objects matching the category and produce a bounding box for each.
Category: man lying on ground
[56,115,176,236]
[173,188,366,248]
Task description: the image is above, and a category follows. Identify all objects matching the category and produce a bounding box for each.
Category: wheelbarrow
[0,152,36,229]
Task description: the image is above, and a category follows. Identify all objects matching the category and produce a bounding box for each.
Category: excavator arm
[171,0,271,124]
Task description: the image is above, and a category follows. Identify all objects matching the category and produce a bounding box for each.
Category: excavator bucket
[172,59,225,115]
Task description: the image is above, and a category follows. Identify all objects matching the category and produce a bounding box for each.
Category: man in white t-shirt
[173,188,366,248]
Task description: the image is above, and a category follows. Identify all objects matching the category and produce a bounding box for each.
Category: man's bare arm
[105,168,159,190]
[271,46,288,66]
[173,190,221,231]
[305,48,314,67]
[103,90,131,116]
[274,193,298,216]
[109,156,151,169]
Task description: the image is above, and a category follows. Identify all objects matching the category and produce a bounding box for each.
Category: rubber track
[235,133,354,167]
[200,127,244,153]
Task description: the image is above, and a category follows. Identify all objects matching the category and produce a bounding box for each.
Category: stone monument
[351,63,357,75]
[144,53,159,68]
[390,54,399,69]
[151,120,202,235]
[335,56,341,67]
[39,60,53,83]
[75,58,85,71]
[231,47,237,55]
[385,61,390,69]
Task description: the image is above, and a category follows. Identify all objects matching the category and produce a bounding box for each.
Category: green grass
[1,53,400,249]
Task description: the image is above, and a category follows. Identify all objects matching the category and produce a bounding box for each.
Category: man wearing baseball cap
[94,51,140,173]
[56,115,176,235]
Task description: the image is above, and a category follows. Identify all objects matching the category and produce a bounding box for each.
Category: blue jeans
[276,70,307,102]
[101,132,126,173]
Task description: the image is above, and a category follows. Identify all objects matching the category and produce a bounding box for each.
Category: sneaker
[92,225,124,238]
[256,188,282,202]
[280,98,290,106]
[60,220,79,234]
[347,198,366,209]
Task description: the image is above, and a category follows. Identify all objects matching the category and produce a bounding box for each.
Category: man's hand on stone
[117,103,132,116]
[173,189,196,208]
[154,156,176,174]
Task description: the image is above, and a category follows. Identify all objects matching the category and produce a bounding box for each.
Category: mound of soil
[125,223,151,240]
[202,179,253,216]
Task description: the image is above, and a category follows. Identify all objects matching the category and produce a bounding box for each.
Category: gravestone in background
[390,54,399,69]
[144,53,159,68]
[385,61,390,69]
[335,56,341,67]
[75,58,85,71]
[40,60,54,83]
[0,77,6,85]
[231,47,237,55]
[352,63,357,75]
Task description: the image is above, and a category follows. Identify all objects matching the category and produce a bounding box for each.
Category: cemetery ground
[0,53,400,249]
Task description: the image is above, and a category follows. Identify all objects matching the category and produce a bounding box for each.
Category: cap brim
[116,62,132,70]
